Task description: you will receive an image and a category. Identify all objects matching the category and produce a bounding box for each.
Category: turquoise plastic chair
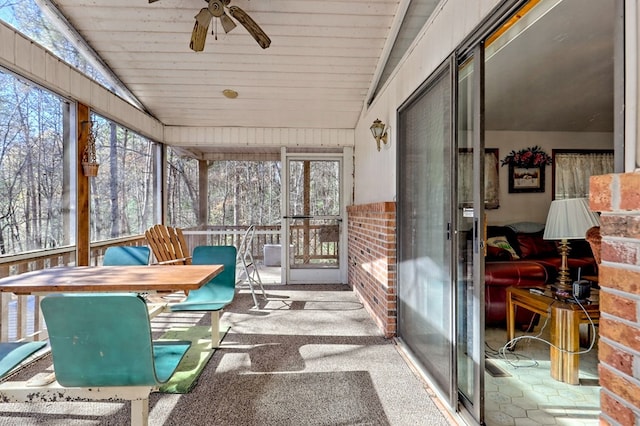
[0,341,46,378]
[41,293,190,387]
[39,293,191,424]
[103,246,151,266]
[170,245,237,346]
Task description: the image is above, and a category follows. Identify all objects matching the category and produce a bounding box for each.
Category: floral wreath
[501,146,552,168]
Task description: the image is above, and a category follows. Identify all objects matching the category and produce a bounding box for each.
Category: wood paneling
[50,0,401,131]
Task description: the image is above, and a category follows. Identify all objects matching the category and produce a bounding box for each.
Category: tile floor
[484,321,600,425]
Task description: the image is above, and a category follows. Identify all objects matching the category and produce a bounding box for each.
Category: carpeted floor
[0,284,454,425]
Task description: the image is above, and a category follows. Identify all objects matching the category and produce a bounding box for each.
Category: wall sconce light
[370,118,388,151]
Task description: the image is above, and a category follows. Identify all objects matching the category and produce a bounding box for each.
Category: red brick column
[347,202,396,338]
[590,172,640,425]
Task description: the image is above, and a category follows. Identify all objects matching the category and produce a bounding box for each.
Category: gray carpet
[0,284,453,425]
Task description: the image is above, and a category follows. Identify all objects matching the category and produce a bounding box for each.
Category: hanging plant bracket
[81,121,99,177]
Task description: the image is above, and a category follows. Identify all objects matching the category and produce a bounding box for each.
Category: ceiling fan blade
[220,13,237,34]
[227,6,271,49]
[190,8,213,52]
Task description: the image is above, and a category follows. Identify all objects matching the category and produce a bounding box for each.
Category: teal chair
[0,341,46,379]
[170,245,237,346]
[103,246,151,266]
[39,293,191,425]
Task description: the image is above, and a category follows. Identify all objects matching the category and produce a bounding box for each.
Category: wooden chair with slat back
[145,224,192,265]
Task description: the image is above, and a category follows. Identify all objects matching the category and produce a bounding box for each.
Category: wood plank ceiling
[49,0,401,130]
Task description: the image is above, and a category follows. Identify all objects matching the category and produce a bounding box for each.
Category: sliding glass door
[397,63,455,404]
[455,49,485,424]
[396,52,486,424]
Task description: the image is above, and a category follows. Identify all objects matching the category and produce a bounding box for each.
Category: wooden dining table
[0,265,223,295]
[0,264,224,395]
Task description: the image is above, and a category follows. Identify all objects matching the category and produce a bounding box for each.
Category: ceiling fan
[149,0,270,52]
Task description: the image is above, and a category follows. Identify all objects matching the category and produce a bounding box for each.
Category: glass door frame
[454,45,486,425]
[280,148,352,284]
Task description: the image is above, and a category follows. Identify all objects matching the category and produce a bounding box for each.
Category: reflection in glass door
[456,50,484,424]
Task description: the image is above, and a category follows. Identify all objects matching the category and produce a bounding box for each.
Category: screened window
[166,156,282,228]
[166,148,199,228]
[209,161,281,226]
[89,114,157,241]
[0,69,72,255]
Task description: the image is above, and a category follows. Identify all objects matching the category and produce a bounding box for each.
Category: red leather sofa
[484,225,596,328]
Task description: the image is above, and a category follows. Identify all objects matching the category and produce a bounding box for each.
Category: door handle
[282,215,313,219]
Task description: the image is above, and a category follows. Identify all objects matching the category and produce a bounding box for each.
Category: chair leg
[211,311,221,347]
[131,398,149,426]
[250,262,267,300]
[240,257,260,308]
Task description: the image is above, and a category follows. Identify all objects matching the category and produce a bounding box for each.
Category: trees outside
[166,149,199,228]
[1,1,108,90]
[0,72,68,255]
[89,114,157,241]
[166,150,282,229]
[208,161,282,227]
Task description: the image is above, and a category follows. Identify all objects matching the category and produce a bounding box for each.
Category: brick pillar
[347,202,396,338]
[590,172,640,425]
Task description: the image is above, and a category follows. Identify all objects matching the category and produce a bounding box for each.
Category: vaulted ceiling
[49,0,402,130]
[45,0,614,139]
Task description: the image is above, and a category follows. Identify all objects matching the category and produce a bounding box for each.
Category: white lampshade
[543,198,600,240]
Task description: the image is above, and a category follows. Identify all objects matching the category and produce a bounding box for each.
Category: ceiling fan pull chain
[213,18,218,40]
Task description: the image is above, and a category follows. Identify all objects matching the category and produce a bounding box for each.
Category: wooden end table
[506,286,599,385]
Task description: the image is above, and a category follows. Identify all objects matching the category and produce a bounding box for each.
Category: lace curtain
[554,152,614,199]
[459,150,500,209]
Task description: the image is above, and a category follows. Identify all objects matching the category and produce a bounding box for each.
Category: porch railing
[181,224,339,266]
[181,225,281,263]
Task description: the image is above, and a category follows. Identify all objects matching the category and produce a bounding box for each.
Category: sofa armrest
[485,261,548,287]
[485,261,548,327]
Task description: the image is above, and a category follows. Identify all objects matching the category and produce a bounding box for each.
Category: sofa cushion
[515,233,557,259]
[486,236,520,259]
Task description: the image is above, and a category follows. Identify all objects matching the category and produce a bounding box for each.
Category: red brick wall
[590,171,640,425]
[347,202,396,338]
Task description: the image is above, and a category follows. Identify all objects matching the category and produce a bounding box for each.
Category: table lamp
[543,198,600,295]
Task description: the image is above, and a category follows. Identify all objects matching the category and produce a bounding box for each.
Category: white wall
[486,131,613,225]
[354,0,503,204]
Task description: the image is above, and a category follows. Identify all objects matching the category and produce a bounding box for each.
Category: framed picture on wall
[508,164,545,193]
